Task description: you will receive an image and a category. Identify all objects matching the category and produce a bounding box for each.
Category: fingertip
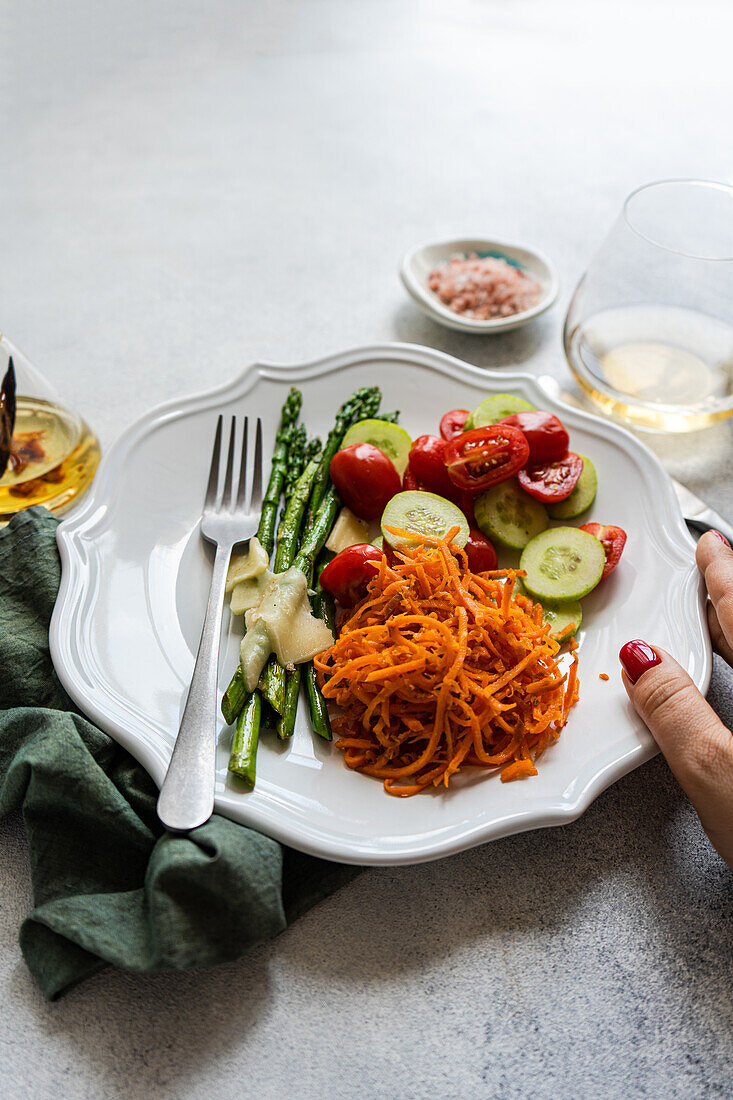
[618,638,663,685]
[697,529,731,569]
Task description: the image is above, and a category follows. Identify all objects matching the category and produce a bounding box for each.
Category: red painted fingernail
[619,639,662,685]
[711,530,731,548]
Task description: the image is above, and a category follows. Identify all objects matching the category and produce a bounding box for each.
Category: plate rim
[50,341,711,865]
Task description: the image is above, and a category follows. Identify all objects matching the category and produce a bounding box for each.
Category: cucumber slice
[474,481,548,549]
[547,456,597,519]
[520,527,605,601]
[542,599,583,637]
[464,394,535,431]
[381,491,469,550]
[341,418,412,476]
[513,578,582,636]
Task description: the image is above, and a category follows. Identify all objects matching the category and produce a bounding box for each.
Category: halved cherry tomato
[319,544,382,607]
[444,426,530,491]
[330,443,401,521]
[517,452,583,503]
[498,411,569,465]
[402,466,420,491]
[408,435,455,498]
[579,523,627,579]
[440,409,470,441]
[464,527,498,573]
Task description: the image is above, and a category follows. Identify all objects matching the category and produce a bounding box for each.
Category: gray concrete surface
[2,1,733,1096]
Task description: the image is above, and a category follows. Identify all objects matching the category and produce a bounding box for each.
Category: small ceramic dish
[400,237,559,334]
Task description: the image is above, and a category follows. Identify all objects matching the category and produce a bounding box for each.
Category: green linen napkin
[0,507,359,1000]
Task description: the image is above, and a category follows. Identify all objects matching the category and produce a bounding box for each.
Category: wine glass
[564,179,733,431]
[0,334,100,521]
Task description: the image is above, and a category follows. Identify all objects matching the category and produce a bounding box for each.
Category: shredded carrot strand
[314,529,580,797]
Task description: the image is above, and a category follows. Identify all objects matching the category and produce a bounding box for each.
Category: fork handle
[157,542,232,832]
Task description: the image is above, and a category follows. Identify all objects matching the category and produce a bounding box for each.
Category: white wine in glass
[564,180,733,432]
[0,336,100,521]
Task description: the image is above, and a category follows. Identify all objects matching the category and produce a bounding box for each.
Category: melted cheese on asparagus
[237,567,333,692]
[226,537,270,592]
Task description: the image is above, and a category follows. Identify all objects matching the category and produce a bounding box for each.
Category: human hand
[619,530,733,868]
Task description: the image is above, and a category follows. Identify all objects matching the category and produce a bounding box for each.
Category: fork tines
[205,414,263,514]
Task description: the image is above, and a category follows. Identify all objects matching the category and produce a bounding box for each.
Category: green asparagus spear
[277,668,301,740]
[275,451,322,571]
[256,666,282,714]
[306,386,381,527]
[294,485,341,574]
[221,666,247,726]
[282,434,320,525]
[302,552,335,741]
[265,482,340,737]
[276,491,341,738]
[228,692,261,786]
[303,663,331,741]
[284,568,332,741]
[260,450,323,713]
[257,387,302,554]
[377,410,400,423]
[284,424,306,496]
[303,436,321,464]
[282,429,320,500]
[317,589,336,638]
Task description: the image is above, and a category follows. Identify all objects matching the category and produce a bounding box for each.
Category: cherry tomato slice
[498,411,569,465]
[444,426,530,491]
[402,466,420,491]
[464,527,498,573]
[319,544,383,607]
[517,452,583,503]
[439,409,470,441]
[330,443,401,521]
[579,523,627,579]
[408,435,455,498]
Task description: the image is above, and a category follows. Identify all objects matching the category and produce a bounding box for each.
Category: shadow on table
[389,301,555,372]
[9,941,273,1091]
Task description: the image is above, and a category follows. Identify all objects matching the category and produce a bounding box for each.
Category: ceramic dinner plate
[51,344,711,865]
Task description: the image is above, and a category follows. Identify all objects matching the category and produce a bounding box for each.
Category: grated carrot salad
[314,526,579,797]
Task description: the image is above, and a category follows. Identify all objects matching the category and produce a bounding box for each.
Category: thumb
[619,639,733,865]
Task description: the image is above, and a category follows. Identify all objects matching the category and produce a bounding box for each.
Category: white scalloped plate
[51,344,710,865]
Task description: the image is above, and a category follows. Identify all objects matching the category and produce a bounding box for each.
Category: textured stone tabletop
[2,1,733,1096]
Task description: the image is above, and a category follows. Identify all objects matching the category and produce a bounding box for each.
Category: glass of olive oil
[0,335,100,522]
[564,179,733,432]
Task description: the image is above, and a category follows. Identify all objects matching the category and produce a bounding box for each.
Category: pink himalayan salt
[428,253,543,320]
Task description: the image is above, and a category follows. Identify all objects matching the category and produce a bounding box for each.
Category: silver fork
[157,414,263,832]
